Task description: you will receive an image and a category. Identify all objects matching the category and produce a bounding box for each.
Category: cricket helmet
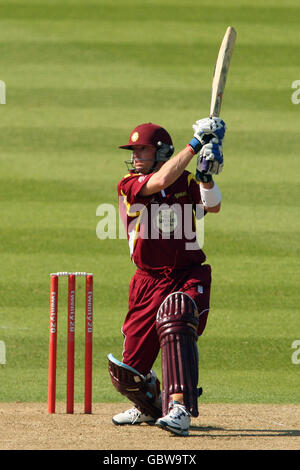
[119,123,173,149]
[119,123,174,171]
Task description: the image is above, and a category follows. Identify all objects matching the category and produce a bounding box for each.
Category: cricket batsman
[108,117,225,436]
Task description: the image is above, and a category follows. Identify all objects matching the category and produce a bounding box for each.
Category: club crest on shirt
[156,208,178,234]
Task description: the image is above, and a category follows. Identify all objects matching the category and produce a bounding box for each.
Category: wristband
[186,144,195,155]
[188,137,202,154]
[200,182,222,207]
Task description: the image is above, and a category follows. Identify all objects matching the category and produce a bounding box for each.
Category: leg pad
[156,292,200,417]
[107,354,162,419]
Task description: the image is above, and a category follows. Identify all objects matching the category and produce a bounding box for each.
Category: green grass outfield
[0,0,299,406]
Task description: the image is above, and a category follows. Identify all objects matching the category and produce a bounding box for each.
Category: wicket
[48,272,93,414]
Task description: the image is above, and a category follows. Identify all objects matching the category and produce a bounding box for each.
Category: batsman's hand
[196,140,223,182]
[193,117,226,145]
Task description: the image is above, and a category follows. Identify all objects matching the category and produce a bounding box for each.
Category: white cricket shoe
[155,401,191,436]
[112,406,156,425]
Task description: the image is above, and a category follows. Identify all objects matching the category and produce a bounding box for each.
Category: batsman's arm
[139,146,194,196]
[138,146,221,213]
[199,181,221,213]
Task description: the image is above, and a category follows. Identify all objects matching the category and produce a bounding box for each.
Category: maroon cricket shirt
[118,170,207,270]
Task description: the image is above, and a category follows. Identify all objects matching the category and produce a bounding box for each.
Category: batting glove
[189,117,226,154]
[196,140,224,182]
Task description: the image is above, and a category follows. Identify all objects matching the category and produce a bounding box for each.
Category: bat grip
[201,134,214,145]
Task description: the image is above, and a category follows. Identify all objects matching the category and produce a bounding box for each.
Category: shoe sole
[155,420,189,437]
[112,418,156,426]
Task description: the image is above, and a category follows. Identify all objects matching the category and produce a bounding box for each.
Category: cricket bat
[209,26,236,118]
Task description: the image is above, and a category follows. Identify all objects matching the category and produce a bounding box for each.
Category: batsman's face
[132,145,157,174]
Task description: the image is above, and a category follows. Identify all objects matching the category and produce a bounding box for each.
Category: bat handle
[201,134,213,145]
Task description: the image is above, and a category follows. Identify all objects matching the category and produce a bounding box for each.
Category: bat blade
[210,26,236,118]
